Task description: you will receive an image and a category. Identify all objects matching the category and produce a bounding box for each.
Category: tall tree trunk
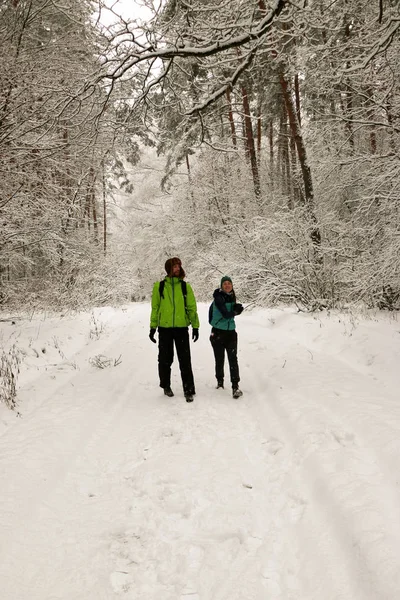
[365,87,377,154]
[294,73,301,127]
[226,88,237,149]
[63,128,72,203]
[344,83,355,153]
[386,96,397,152]
[92,199,98,241]
[241,84,261,198]
[211,161,227,225]
[279,73,321,247]
[344,22,355,153]
[84,184,91,231]
[0,1,32,128]
[269,118,274,185]
[102,160,107,255]
[278,105,291,205]
[256,102,262,163]
[90,167,98,243]
[290,131,303,206]
[186,153,195,212]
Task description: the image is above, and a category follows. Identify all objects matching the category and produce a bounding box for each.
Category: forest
[0,0,399,310]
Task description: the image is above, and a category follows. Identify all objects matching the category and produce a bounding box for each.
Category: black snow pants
[210,327,240,387]
[158,327,195,395]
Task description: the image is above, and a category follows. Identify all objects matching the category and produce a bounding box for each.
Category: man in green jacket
[149,257,199,402]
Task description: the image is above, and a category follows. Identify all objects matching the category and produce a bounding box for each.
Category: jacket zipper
[172,278,175,327]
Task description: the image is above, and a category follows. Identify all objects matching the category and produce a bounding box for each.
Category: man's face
[172,262,181,276]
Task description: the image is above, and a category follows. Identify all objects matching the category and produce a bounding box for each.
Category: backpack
[159,279,188,312]
[208,300,214,325]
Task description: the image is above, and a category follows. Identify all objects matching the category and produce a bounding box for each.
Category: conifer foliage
[1,0,399,309]
[100,0,400,308]
[0,0,122,307]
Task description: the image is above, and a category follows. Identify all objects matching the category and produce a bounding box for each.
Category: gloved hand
[233,303,244,315]
[149,328,157,343]
[192,328,199,342]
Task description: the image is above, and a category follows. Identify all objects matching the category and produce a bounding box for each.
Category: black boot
[232,386,243,399]
[216,380,224,389]
[185,394,194,402]
[164,387,174,397]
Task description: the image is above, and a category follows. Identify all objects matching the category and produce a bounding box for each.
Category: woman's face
[222,280,233,293]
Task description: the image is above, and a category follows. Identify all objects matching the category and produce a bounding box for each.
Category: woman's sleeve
[214,292,235,319]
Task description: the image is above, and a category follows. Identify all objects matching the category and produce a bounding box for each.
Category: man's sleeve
[186,283,200,328]
[150,283,160,329]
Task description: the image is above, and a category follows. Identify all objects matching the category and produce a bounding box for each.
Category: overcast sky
[98,0,153,26]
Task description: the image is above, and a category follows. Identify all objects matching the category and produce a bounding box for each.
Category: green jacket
[150,277,200,329]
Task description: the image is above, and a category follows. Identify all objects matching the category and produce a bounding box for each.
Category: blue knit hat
[220,275,232,286]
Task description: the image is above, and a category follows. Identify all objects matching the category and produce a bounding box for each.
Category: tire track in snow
[0,369,140,599]
[2,305,399,600]
[0,309,154,600]
[241,315,400,600]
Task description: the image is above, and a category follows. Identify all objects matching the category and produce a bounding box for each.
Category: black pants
[158,327,195,395]
[210,328,240,386]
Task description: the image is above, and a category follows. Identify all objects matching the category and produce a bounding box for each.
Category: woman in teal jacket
[209,275,243,398]
[149,257,199,402]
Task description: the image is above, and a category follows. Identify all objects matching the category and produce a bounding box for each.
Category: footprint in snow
[331,430,355,447]
[287,494,307,523]
[264,438,284,455]
[109,530,142,593]
[110,570,132,594]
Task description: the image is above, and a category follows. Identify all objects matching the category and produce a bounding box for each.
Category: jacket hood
[164,257,185,279]
[213,288,234,300]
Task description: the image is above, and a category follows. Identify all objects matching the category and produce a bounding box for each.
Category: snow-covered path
[0,304,399,600]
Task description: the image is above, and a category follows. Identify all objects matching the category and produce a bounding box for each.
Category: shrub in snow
[0,345,20,410]
[89,354,122,369]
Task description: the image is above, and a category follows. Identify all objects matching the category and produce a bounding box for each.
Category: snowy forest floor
[0,303,399,600]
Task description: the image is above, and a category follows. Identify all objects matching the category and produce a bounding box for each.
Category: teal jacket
[150,277,200,329]
[210,288,236,330]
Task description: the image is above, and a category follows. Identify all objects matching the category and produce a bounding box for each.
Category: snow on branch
[101,0,286,82]
[187,47,257,115]
[344,18,400,73]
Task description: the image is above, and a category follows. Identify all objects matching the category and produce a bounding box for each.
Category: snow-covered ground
[0,303,399,600]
